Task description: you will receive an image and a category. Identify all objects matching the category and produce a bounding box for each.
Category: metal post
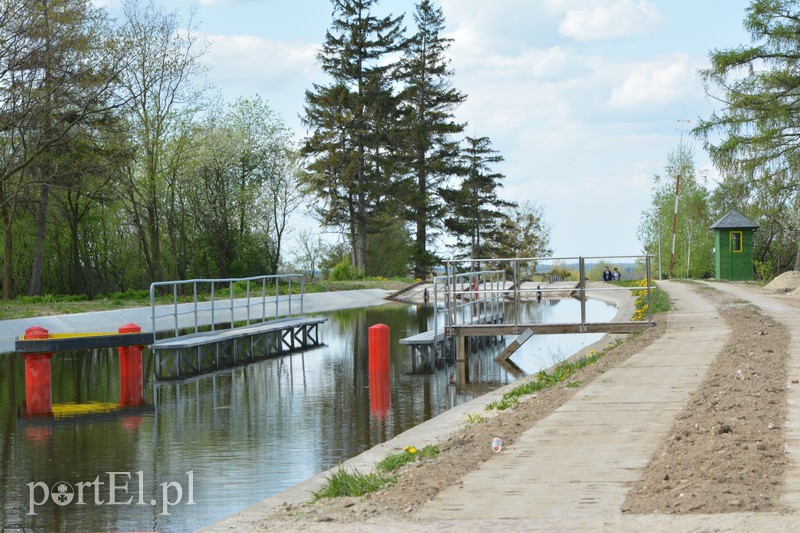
[173,284,179,337]
[579,257,586,332]
[193,282,198,334]
[288,277,293,316]
[150,283,156,339]
[246,280,251,325]
[513,259,519,334]
[275,278,279,319]
[449,261,455,334]
[502,270,506,326]
[230,281,234,328]
[433,277,439,339]
[262,278,266,322]
[211,282,215,332]
[300,276,305,315]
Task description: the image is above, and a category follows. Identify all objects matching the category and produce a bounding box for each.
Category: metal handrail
[150,274,305,340]
[444,255,655,334]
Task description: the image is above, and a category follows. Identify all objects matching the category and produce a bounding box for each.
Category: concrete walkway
[199,280,800,532]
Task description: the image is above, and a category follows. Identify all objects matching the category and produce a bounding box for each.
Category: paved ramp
[416,280,728,522]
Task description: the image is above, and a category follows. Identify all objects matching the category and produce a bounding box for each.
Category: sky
[95,0,755,260]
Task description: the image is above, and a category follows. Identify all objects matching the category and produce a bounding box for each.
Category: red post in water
[368,324,390,373]
[368,324,391,419]
[21,327,53,417]
[118,323,145,406]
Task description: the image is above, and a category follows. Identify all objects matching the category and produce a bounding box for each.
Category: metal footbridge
[400,255,655,381]
[149,274,325,380]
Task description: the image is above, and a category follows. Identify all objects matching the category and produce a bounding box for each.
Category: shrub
[329,257,358,281]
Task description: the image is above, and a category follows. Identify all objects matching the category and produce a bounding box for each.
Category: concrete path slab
[414,280,728,523]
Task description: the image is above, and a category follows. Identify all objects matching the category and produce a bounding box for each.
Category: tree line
[0,0,552,301]
[0,0,301,300]
[639,0,800,280]
[301,0,550,280]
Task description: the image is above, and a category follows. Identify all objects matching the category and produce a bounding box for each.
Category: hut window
[731,231,743,253]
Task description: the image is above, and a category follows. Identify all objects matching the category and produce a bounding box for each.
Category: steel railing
[442,255,654,335]
[431,270,506,337]
[150,274,305,341]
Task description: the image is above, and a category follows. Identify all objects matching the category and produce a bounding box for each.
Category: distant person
[602,266,612,282]
[612,268,621,281]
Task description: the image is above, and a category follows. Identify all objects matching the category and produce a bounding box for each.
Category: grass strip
[313,444,439,500]
[485,339,621,411]
[311,468,388,500]
[376,445,439,473]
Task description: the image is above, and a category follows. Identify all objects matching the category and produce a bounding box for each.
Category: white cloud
[90,0,120,9]
[556,0,662,41]
[609,53,697,109]
[205,33,319,89]
[480,47,575,80]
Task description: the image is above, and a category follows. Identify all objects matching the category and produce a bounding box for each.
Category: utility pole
[669,119,691,277]
[658,209,662,280]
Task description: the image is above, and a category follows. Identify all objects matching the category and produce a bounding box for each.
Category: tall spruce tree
[695,0,800,270]
[441,136,514,259]
[301,0,405,273]
[397,0,465,278]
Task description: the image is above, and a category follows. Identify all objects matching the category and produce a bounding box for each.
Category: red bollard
[21,327,53,417]
[368,324,390,373]
[118,323,145,406]
[368,324,391,419]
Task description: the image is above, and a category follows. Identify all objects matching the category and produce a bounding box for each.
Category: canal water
[0,298,614,532]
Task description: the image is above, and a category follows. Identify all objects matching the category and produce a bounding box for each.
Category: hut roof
[709,209,759,230]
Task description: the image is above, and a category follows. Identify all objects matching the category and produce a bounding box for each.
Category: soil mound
[765,270,800,291]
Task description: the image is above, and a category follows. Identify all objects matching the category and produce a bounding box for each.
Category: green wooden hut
[710,210,759,280]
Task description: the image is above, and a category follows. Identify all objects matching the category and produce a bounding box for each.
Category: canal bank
[0,285,625,532]
[0,289,393,353]
[198,280,800,533]
[198,282,639,532]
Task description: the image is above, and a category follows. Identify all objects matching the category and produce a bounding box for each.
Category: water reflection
[0,298,613,532]
[507,298,617,374]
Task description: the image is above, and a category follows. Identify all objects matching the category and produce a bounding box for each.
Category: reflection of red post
[21,327,53,417]
[369,324,391,419]
[118,323,145,406]
[370,370,391,419]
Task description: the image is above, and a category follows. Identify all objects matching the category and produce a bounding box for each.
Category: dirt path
[623,286,789,513]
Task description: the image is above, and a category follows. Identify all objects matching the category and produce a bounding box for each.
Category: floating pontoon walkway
[399,270,508,373]
[150,316,325,380]
[148,274,326,380]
